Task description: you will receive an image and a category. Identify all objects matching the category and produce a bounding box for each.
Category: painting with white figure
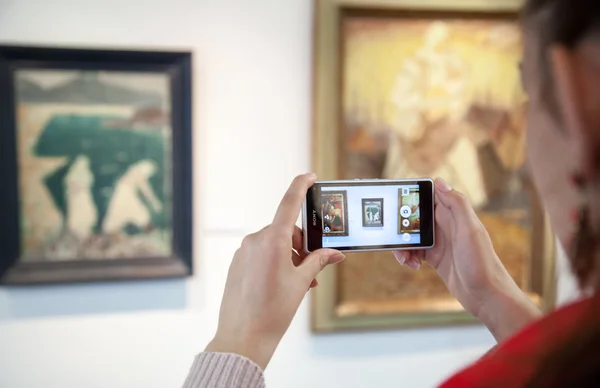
[338,16,534,310]
[15,69,172,262]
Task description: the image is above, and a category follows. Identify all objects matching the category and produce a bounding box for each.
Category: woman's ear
[550,44,600,180]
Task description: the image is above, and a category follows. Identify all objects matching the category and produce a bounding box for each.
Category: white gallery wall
[0,0,580,387]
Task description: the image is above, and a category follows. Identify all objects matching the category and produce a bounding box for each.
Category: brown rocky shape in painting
[347,126,390,156]
[345,126,390,179]
[466,104,526,172]
[103,107,169,130]
[478,143,511,199]
[347,126,377,154]
[130,107,169,126]
[401,117,462,176]
[466,104,510,144]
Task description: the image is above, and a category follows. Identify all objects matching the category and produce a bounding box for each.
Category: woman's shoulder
[440,295,599,387]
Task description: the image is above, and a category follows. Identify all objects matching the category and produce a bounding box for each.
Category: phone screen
[304,179,434,252]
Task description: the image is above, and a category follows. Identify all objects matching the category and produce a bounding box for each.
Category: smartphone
[302,178,434,253]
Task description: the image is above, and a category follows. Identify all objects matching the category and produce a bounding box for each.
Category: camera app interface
[320,184,421,248]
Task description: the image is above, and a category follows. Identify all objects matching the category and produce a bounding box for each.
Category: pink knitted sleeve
[182,352,266,388]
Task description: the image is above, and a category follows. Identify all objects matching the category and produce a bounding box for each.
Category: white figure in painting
[365,205,380,224]
[373,211,380,222]
[384,21,488,208]
[64,155,97,241]
[102,159,163,234]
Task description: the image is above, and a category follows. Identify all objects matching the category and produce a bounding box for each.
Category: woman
[183,0,600,386]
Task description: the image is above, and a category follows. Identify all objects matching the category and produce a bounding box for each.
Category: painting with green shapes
[15,69,173,261]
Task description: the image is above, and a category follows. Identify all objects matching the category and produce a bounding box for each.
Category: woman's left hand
[205,173,345,370]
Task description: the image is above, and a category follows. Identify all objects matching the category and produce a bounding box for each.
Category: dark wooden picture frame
[361,198,384,227]
[0,45,193,285]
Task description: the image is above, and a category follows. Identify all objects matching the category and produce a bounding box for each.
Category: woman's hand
[205,173,345,370]
[395,177,541,342]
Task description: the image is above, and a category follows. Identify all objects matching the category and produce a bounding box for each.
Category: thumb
[434,177,478,227]
[299,249,345,280]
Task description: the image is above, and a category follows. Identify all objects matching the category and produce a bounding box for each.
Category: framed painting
[0,45,193,285]
[362,198,384,227]
[311,0,556,331]
[398,188,420,233]
[321,191,349,236]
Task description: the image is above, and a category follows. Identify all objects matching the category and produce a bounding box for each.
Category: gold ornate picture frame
[311,0,556,332]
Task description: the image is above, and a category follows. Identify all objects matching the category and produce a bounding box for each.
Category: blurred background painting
[312,7,554,331]
[0,47,192,285]
[16,70,173,262]
[339,15,531,314]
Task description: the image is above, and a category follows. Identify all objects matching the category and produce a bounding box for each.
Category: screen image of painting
[15,69,172,261]
[337,16,532,314]
[321,191,349,236]
[398,188,420,234]
[362,198,383,227]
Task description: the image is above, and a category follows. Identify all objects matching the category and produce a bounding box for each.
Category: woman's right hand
[395,177,541,342]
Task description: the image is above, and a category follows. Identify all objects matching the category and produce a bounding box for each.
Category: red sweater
[442,295,597,387]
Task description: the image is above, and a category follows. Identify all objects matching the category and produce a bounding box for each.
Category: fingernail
[329,253,345,264]
[407,260,421,270]
[393,251,403,265]
[436,177,452,193]
[308,173,317,181]
[398,253,406,266]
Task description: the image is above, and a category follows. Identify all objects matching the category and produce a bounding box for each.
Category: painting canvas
[340,15,532,312]
[0,46,193,284]
[362,198,384,227]
[398,188,419,233]
[311,1,556,331]
[16,69,172,261]
[321,191,349,236]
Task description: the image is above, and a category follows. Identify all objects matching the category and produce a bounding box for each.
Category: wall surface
[0,1,580,387]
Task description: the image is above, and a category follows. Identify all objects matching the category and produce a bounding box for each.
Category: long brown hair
[522,0,600,386]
